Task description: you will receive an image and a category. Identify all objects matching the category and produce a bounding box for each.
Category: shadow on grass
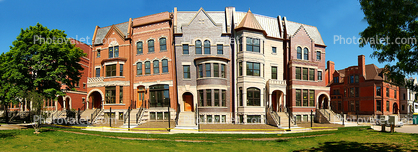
[294,141,410,152]
[0,132,17,139]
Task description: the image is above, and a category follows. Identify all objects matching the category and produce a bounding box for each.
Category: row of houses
[4,7,417,127]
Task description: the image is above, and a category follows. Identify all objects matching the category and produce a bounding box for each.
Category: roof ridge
[293,25,313,41]
[98,22,128,29]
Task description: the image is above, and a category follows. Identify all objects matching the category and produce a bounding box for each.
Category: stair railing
[136,104,144,124]
[90,108,100,124]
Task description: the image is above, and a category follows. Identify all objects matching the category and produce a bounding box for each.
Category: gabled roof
[285,20,325,45]
[176,10,227,33]
[235,10,264,32]
[187,8,218,27]
[94,22,129,45]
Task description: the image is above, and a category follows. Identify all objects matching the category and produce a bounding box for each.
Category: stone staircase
[91,109,104,124]
[276,112,297,128]
[123,109,140,125]
[80,109,96,123]
[317,109,342,124]
[325,109,343,123]
[172,112,197,132]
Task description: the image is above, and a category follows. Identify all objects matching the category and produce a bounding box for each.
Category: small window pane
[195,40,202,54]
[153,60,159,74]
[183,44,189,54]
[217,44,223,54]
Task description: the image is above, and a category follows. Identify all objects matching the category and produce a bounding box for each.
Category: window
[338,101,342,111]
[303,48,309,60]
[246,62,260,76]
[386,101,390,111]
[350,75,354,83]
[303,90,308,106]
[83,83,86,89]
[183,65,190,79]
[309,90,315,106]
[247,88,260,106]
[120,64,123,76]
[222,90,226,107]
[350,101,355,112]
[318,71,322,80]
[217,44,223,54]
[105,86,116,104]
[153,60,159,74]
[356,101,359,112]
[214,90,219,106]
[355,87,359,97]
[206,89,212,106]
[108,46,119,58]
[344,89,347,97]
[148,40,154,53]
[204,40,210,54]
[239,87,243,106]
[207,115,212,123]
[205,63,211,77]
[199,90,204,106]
[386,88,389,97]
[297,47,302,59]
[195,40,202,54]
[198,64,203,78]
[162,59,168,73]
[136,62,142,75]
[214,63,219,77]
[403,93,406,100]
[350,88,354,97]
[355,75,359,83]
[149,84,170,107]
[402,105,405,111]
[221,64,226,78]
[97,50,100,57]
[106,64,117,77]
[394,90,397,99]
[119,86,123,103]
[296,67,301,80]
[145,61,151,74]
[239,62,242,76]
[271,66,277,79]
[238,37,243,52]
[247,115,261,123]
[296,89,301,106]
[316,51,321,60]
[246,37,260,53]
[309,68,315,81]
[137,41,143,54]
[160,38,166,51]
[376,86,381,96]
[376,100,382,111]
[95,68,100,77]
[272,47,277,53]
[303,68,308,80]
[333,77,339,83]
[183,44,189,54]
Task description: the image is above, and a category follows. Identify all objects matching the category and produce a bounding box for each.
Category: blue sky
[0,0,415,78]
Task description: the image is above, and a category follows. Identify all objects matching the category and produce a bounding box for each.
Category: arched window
[162,59,168,73]
[195,40,202,54]
[204,40,210,54]
[297,47,302,59]
[145,61,151,74]
[247,87,260,106]
[136,62,142,75]
[303,48,309,60]
[137,41,143,54]
[148,39,154,53]
[159,38,166,51]
[153,60,159,74]
[149,84,170,107]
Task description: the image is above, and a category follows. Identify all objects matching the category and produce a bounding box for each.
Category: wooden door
[184,94,193,112]
[137,91,144,108]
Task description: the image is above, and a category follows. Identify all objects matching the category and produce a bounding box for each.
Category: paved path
[371,125,418,133]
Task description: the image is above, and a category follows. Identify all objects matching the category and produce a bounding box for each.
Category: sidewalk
[371,124,418,133]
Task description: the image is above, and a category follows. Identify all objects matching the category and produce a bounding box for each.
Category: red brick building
[328,55,400,116]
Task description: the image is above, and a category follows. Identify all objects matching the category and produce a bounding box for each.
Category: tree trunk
[5,104,9,124]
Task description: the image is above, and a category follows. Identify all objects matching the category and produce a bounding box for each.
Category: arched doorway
[65,97,71,110]
[318,94,329,109]
[137,86,145,109]
[183,92,193,112]
[57,96,64,111]
[90,91,102,109]
[393,103,399,114]
[271,90,284,112]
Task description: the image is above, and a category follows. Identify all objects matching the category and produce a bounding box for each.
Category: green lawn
[1,126,417,152]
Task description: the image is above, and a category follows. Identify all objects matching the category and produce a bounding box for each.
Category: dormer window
[108,46,119,58]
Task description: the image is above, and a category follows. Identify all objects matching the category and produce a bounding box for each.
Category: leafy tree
[359,0,418,91]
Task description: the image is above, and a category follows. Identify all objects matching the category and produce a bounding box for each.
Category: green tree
[359,0,418,90]
[0,23,86,122]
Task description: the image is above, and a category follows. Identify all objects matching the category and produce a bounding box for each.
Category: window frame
[318,71,322,81]
[271,66,277,79]
[120,64,123,76]
[296,67,301,80]
[95,68,100,77]
[247,87,261,106]
[148,40,154,53]
[272,47,277,54]
[213,63,219,77]
[316,51,321,60]
[297,47,302,59]
[153,60,159,74]
[204,40,211,54]
[303,47,309,60]
[145,61,151,75]
[246,62,260,76]
[205,63,211,77]
[159,38,167,51]
[137,41,143,54]
[183,44,189,54]
[162,59,168,73]
[136,62,142,75]
[217,44,223,54]
[183,65,190,79]
[106,64,117,77]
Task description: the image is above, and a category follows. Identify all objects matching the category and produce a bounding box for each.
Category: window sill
[271,53,277,55]
[160,50,167,52]
[183,78,192,81]
[198,107,227,108]
[147,52,155,54]
[96,56,101,58]
[136,53,143,56]
[197,77,227,80]
[104,76,125,79]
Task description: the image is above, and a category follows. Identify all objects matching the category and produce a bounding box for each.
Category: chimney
[173,7,177,33]
[327,61,335,84]
[358,55,366,77]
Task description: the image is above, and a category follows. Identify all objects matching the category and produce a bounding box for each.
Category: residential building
[328,55,400,116]
[400,77,417,115]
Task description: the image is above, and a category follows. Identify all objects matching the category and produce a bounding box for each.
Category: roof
[365,64,383,80]
[94,22,129,45]
[236,10,264,32]
[234,11,282,38]
[285,21,325,45]
[176,10,227,33]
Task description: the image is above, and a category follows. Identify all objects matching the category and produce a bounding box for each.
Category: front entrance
[137,86,145,108]
[271,90,284,112]
[318,94,329,109]
[90,91,102,109]
[393,103,399,114]
[183,92,193,112]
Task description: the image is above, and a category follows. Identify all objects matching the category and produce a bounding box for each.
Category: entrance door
[272,93,277,111]
[137,91,144,108]
[183,93,193,112]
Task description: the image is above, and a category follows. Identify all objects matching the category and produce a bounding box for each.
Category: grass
[1,126,418,151]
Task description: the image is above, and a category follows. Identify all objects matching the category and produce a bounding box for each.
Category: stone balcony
[268,79,286,86]
[87,77,104,83]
